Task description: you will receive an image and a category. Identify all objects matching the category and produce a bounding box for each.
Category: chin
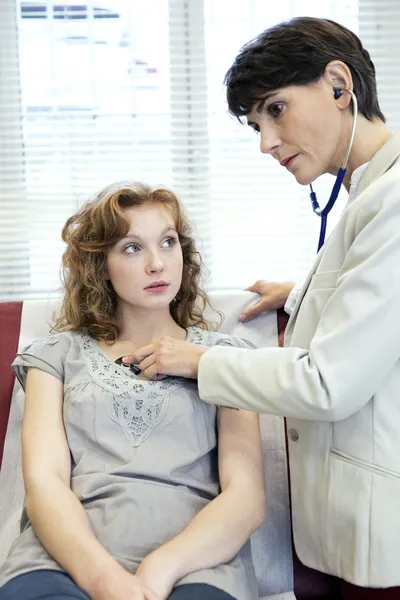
[292,166,321,186]
[147,292,177,308]
[293,173,312,186]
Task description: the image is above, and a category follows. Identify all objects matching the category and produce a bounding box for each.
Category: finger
[144,588,160,600]
[121,353,135,364]
[244,283,258,293]
[138,354,156,373]
[244,280,265,294]
[123,343,155,364]
[239,300,266,322]
[142,364,165,380]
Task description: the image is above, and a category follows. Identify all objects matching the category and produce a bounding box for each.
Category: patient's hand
[136,552,176,600]
[123,337,208,380]
[239,280,295,322]
[91,567,159,600]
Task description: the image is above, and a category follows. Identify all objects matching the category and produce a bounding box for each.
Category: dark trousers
[292,545,400,600]
[0,570,236,600]
[293,558,400,600]
[339,580,400,600]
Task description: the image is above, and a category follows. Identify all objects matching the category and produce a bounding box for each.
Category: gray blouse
[0,327,259,599]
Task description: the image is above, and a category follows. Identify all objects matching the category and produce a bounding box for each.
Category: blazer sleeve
[198,175,400,422]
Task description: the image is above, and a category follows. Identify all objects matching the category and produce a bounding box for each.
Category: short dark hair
[224,17,385,122]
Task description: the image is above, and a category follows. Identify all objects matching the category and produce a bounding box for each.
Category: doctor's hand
[239,280,295,322]
[122,337,209,380]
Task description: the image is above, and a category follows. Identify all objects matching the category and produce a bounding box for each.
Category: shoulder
[190,327,255,350]
[12,331,79,389]
[357,161,400,214]
[21,330,77,357]
[346,162,400,241]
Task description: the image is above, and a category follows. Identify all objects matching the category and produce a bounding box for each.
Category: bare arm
[22,368,157,600]
[137,408,265,596]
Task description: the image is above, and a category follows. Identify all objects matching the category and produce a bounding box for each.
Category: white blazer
[198,135,400,587]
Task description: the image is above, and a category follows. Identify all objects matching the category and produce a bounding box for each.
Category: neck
[115,302,186,347]
[341,116,392,191]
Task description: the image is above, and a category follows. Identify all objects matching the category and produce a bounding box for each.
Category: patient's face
[107,203,183,314]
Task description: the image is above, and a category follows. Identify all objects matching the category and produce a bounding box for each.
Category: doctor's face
[246,80,346,185]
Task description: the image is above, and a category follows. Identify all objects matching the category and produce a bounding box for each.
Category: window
[1,0,399,300]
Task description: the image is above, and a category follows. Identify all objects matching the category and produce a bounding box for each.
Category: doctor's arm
[136,409,265,597]
[199,192,400,421]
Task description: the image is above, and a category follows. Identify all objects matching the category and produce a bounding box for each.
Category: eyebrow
[119,226,177,243]
[246,91,279,127]
[256,91,278,113]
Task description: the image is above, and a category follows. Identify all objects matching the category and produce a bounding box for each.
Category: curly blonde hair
[53,181,220,342]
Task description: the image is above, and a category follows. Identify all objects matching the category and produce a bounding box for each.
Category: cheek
[309,105,340,142]
[178,249,184,272]
[295,115,337,159]
[171,250,184,279]
[107,257,139,290]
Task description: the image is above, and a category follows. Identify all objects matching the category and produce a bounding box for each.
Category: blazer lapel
[284,249,325,340]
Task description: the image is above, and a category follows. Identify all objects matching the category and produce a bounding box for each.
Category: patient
[0,182,265,600]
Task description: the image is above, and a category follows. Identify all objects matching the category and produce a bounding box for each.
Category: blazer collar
[356,134,400,197]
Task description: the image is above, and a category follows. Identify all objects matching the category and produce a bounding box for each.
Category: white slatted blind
[0,0,399,300]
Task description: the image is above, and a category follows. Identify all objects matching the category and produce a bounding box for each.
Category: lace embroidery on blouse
[78,327,205,447]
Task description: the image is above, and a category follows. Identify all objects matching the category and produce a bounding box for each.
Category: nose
[146,249,164,274]
[259,124,281,155]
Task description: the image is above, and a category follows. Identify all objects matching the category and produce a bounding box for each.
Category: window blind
[0,0,399,300]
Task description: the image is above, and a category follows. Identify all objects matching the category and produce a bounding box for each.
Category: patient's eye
[124,243,140,254]
[161,236,178,248]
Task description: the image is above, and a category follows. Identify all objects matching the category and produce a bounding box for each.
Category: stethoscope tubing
[310,90,358,252]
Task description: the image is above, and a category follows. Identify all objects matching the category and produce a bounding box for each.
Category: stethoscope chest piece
[115,356,142,376]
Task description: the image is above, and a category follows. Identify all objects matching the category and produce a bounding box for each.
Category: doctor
[124,17,400,595]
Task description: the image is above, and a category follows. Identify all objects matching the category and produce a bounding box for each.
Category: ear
[323,60,354,110]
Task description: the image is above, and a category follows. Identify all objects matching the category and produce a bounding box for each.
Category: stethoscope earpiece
[333,87,344,100]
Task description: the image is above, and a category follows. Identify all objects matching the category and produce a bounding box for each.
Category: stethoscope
[310,88,358,251]
[115,356,142,375]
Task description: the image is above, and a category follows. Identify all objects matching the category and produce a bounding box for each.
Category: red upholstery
[0,301,22,469]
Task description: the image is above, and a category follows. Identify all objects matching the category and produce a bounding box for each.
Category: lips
[280,154,298,168]
[144,281,169,290]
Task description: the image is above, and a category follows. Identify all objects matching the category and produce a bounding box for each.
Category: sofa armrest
[0,302,22,469]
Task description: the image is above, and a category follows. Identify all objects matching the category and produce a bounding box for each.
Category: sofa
[0,292,344,599]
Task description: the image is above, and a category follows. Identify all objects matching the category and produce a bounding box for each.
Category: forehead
[122,203,176,232]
